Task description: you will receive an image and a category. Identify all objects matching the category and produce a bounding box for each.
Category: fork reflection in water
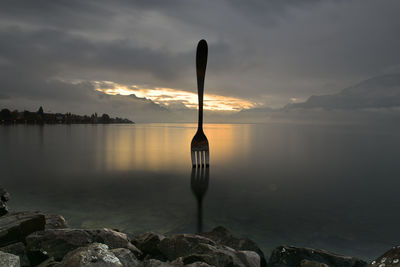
[190,166,210,233]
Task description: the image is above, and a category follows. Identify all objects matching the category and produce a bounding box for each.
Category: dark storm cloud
[0,0,400,120]
[0,27,184,82]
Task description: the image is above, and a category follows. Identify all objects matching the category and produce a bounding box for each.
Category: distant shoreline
[0,107,134,125]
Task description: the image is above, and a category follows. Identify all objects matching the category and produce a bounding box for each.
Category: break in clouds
[1,0,400,122]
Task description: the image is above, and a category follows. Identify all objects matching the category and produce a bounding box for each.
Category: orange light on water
[96,124,251,172]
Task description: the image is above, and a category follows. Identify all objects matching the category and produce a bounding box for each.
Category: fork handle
[196,39,207,131]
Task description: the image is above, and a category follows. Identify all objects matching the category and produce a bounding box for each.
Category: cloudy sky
[1,0,399,121]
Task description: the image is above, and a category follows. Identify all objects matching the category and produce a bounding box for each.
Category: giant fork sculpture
[191,39,210,168]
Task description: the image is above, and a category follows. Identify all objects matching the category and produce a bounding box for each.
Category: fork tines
[191,150,209,168]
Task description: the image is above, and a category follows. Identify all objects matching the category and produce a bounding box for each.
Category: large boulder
[0,241,30,266]
[269,245,367,267]
[26,228,142,261]
[0,250,20,267]
[367,246,400,266]
[200,226,267,267]
[131,232,166,260]
[0,211,46,246]
[0,188,10,217]
[59,243,127,267]
[158,233,260,266]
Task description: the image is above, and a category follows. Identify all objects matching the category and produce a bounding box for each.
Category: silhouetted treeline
[0,107,134,125]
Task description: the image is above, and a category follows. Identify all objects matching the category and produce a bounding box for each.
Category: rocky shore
[0,188,398,267]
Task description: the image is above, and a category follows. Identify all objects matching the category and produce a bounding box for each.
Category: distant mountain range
[286,73,400,110]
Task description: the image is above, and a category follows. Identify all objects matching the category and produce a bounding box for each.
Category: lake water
[1,122,400,260]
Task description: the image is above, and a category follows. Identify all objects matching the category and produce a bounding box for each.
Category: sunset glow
[94,81,257,111]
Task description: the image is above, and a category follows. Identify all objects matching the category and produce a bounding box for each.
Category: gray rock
[0,241,30,266]
[131,232,165,259]
[158,234,216,261]
[158,234,260,266]
[200,226,267,267]
[367,245,400,266]
[237,250,261,267]
[59,242,123,266]
[269,245,367,267]
[0,211,46,246]
[111,248,140,266]
[0,188,9,217]
[0,250,20,267]
[26,228,142,261]
[87,229,141,257]
[44,214,68,230]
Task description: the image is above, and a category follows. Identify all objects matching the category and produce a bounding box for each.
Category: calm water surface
[1,123,400,260]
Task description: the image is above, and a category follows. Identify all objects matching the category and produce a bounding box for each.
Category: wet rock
[269,245,367,267]
[0,188,10,217]
[131,232,166,259]
[0,211,46,246]
[111,248,140,266]
[0,250,20,267]
[367,245,400,266]
[0,241,30,266]
[59,243,124,267]
[26,228,142,261]
[159,234,260,266]
[44,214,68,230]
[200,226,267,267]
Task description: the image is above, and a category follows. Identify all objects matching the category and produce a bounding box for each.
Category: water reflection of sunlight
[98,124,251,172]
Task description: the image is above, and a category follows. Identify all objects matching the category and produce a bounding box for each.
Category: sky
[0,0,400,122]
